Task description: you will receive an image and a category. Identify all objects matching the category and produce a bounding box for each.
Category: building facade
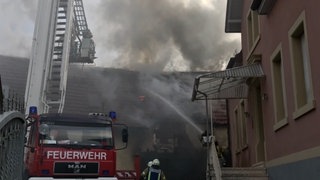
[225,0,320,179]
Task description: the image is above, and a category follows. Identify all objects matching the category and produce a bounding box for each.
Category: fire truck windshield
[39,124,113,148]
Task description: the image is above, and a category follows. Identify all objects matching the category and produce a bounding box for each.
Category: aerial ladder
[23,2,141,179]
[25,0,95,114]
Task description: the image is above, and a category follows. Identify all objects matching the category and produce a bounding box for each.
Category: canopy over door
[192,63,265,101]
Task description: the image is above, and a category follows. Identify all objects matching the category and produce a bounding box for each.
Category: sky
[0,0,240,72]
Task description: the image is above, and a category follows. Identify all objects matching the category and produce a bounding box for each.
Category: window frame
[234,100,248,153]
[270,43,288,131]
[246,10,261,58]
[288,11,315,120]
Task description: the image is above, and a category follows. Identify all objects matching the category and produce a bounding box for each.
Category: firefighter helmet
[148,161,153,167]
[152,159,160,166]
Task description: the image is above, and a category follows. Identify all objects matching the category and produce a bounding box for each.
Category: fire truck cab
[24,107,128,180]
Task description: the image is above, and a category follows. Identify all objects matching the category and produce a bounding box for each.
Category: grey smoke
[90,0,240,71]
[69,65,206,130]
[0,0,240,71]
[0,0,37,58]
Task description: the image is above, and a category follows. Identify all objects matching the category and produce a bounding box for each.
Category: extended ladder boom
[25,0,95,114]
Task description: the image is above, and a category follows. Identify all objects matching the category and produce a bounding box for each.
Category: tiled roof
[0,55,29,97]
[1,56,224,126]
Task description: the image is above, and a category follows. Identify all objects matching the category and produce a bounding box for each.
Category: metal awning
[192,63,264,101]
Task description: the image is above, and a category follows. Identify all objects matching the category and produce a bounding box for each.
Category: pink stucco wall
[228,0,320,166]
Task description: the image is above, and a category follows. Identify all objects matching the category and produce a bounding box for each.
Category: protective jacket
[147,166,166,180]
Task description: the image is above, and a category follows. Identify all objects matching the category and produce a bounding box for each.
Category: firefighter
[140,161,153,180]
[141,159,166,180]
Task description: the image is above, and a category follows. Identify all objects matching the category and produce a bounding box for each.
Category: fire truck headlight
[103,170,109,176]
[41,169,49,175]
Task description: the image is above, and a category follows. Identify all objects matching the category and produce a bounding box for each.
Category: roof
[192,63,265,101]
[0,56,207,127]
[251,0,277,15]
[0,55,28,97]
[225,0,243,33]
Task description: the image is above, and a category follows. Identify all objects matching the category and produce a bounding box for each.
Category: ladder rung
[54,46,63,50]
[56,28,66,31]
[57,22,66,25]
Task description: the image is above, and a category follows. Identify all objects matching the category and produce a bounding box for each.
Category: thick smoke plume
[72,65,206,130]
[0,0,240,71]
[0,0,37,58]
[88,0,240,71]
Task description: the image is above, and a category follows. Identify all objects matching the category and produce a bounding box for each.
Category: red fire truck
[23,1,141,179]
[24,107,139,180]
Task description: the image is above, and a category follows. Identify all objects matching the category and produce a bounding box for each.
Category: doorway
[252,82,266,163]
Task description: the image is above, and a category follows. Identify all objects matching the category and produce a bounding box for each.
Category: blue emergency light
[29,106,38,115]
[109,111,116,119]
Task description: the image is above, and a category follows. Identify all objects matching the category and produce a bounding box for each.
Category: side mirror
[122,129,128,143]
[113,123,128,150]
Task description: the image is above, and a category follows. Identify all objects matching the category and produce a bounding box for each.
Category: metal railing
[0,113,26,180]
[1,86,25,114]
[0,76,26,180]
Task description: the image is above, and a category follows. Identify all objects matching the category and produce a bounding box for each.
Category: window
[289,11,315,119]
[247,10,260,54]
[40,123,113,147]
[234,100,248,151]
[271,44,288,131]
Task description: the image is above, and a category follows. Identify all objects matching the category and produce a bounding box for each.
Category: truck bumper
[28,178,118,180]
